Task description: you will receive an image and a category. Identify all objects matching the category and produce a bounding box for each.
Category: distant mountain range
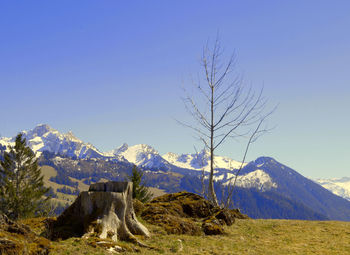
[313,177,350,201]
[1,124,350,221]
[0,124,268,188]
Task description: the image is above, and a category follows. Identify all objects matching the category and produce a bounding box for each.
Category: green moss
[0,229,51,255]
[0,235,24,255]
[133,199,145,216]
[202,222,224,235]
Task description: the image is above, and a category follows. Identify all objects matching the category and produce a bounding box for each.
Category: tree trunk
[209,148,218,206]
[51,182,150,244]
[209,84,219,206]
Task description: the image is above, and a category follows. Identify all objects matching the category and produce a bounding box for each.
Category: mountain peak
[112,143,129,155]
[12,124,105,160]
[254,156,276,166]
[27,124,54,137]
[65,131,79,141]
[163,152,179,160]
[110,143,170,170]
[132,144,158,154]
[35,123,51,130]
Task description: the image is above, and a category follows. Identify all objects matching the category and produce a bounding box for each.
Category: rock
[145,192,214,218]
[142,212,201,235]
[50,181,150,244]
[141,191,248,235]
[202,220,224,235]
[213,209,235,226]
[230,208,250,219]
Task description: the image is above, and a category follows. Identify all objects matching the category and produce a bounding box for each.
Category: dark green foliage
[49,173,78,188]
[0,133,50,220]
[128,165,153,203]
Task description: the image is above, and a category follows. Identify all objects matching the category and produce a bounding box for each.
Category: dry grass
[130,219,350,255]
[49,238,109,255]
[35,219,349,255]
[41,165,88,205]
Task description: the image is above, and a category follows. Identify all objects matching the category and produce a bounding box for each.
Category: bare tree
[180,37,274,206]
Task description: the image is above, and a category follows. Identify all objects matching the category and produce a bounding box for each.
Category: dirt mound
[141,192,248,235]
[0,214,51,255]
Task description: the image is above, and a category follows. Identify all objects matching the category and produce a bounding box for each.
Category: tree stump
[51,182,150,244]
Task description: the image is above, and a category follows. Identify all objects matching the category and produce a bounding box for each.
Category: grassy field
[36,218,350,255]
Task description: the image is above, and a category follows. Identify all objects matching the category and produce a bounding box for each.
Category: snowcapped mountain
[0,124,109,160]
[314,177,350,201]
[163,150,245,172]
[108,143,172,171]
[234,169,278,190]
[2,124,350,203]
[162,150,271,189]
[2,124,350,220]
[0,124,294,193]
[240,157,350,220]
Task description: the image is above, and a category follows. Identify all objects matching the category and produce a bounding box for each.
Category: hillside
[37,152,349,221]
[242,157,350,220]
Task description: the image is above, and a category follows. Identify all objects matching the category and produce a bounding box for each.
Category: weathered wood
[51,182,150,244]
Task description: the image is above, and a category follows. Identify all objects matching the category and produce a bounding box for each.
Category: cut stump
[51,182,150,244]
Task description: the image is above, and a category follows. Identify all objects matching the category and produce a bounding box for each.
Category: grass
[126,219,350,255]
[49,238,109,255]
[26,218,349,255]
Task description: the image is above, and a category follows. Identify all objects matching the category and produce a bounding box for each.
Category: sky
[0,1,349,178]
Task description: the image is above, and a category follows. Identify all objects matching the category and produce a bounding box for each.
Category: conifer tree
[128,165,153,203]
[0,133,50,220]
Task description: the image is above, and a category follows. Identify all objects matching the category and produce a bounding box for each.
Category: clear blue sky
[1,1,349,178]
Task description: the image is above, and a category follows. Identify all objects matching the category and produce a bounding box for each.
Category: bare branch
[175,119,210,139]
[179,35,276,207]
[224,119,264,208]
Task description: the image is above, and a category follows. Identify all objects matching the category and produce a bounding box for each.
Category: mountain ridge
[2,124,350,221]
[1,124,349,199]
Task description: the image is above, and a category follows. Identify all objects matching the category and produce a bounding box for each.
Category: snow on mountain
[108,143,129,156]
[0,137,11,150]
[0,124,275,190]
[163,149,246,172]
[161,150,277,190]
[110,143,171,170]
[6,124,346,198]
[314,177,350,201]
[0,124,106,159]
[235,169,278,190]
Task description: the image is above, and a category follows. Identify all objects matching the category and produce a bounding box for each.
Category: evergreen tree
[128,165,153,203]
[0,133,50,220]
